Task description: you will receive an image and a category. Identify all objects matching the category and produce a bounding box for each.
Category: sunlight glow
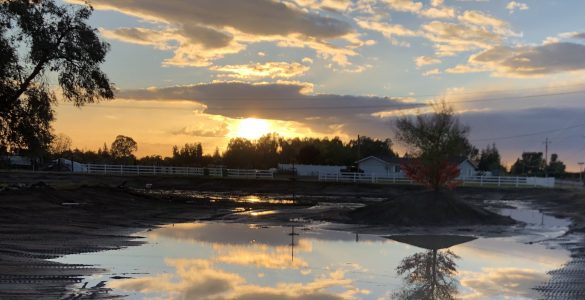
[235,118,271,139]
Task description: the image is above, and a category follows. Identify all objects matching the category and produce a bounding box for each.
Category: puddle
[140,190,387,205]
[54,207,572,300]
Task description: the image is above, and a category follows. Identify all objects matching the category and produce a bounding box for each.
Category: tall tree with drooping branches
[0,0,114,155]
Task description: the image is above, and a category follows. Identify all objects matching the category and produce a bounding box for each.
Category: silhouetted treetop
[0,0,114,153]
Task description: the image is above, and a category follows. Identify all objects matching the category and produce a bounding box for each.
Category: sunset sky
[53,0,585,170]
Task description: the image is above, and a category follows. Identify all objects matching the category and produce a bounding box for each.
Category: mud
[1,171,584,299]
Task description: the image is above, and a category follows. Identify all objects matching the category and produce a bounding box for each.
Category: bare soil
[1,171,584,299]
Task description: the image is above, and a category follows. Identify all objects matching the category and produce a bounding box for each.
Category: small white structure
[355,156,402,177]
[278,163,346,176]
[1,155,33,167]
[55,158,88,172]
[356,156,478,178]
[457,159,478,179]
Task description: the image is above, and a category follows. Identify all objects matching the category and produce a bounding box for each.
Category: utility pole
[357,134,361,160]
[579,162,584,184]
[543,137,551,178]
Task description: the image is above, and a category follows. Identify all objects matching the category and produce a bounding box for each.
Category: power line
[470,123,585,143]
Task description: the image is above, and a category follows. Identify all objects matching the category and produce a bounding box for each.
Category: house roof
[355,155,401,165]
[357,155,477,169]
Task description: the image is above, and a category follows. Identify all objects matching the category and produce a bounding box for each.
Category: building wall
[357,158,400,176]
[278,164,346,176]
[458,161,477,178]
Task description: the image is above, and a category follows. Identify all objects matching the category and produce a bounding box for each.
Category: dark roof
[357,155,476,169]
[355,155,402,165]
[387,235,477,250]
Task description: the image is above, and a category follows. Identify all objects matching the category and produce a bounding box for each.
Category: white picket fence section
[318,172,556,188]
[226,169,274,179]
[83,164,274,179]
[318,172,414,184]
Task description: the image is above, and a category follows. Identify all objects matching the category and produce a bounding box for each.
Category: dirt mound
[348,190,516,226]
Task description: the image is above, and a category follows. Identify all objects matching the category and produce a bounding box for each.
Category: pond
[54,203,571,299]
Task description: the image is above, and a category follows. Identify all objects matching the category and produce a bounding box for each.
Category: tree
[395,104,470,191]
[0,0,114,154]
[50,133,72,155]
[478,143,504,175]
[110,135,137,159]
[395,250,459,300]
[297,144,321,164]
[351,136,395,160]
[510,152,545,176]
[223,138,255,168]
[172,143,204,166]
[547,153,566,177]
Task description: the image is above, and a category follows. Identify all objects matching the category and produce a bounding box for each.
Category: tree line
[44,133,397,170]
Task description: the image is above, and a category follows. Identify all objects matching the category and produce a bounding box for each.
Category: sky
[52,0,585,171]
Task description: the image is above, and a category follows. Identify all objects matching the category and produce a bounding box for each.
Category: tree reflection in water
[389,235,475,300]
[394,249,459,300]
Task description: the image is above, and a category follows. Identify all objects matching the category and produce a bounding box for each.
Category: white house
[457,159,478,178]
[355,156,402,177]
[356,156,478,178]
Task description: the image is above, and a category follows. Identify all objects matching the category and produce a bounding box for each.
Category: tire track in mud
[535,258,585,299]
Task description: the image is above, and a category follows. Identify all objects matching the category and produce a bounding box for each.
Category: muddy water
[54,205,571,300]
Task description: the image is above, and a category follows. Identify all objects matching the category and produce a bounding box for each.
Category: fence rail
[318,173,555,188]
[78,164,554,187]
[83,164,273,179]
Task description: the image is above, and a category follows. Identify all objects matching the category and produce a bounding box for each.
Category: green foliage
[477,143,505,175]
[110,135,137,159]
[54,133,398,169]
[547,153,566,177]
[0,0,113,154]
[297,144,321,164]
[172,143,204,166]
[510,152,545,176]
[395,104,471,190]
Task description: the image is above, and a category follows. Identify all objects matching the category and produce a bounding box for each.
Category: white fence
[83,164,273,179]
[318,173,556,188]
[278,163,346,176]
[318,172,414,184]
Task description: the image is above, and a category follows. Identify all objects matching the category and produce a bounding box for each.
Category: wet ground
[53,200,574,299]
[1,176,584,299]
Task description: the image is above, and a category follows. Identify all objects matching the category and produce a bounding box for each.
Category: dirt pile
[348,190,517,226]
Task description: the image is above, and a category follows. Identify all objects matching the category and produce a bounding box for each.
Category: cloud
[68,0,360,66]
[459,268,547,299]
[415,56,441,67]
[101,27,244,67]
[380,0,455,19]
[422,68,441,76]
[382,0,423,13]
[110,258,360,300]
[212,243,310,269]
[421,21,502,56]
[420,6,456,19]
[575,33,585,40]
[171,124,229,138]
[355,19,418,46]
[463,42,585,77]
[118,81,421,135]
[289,0,352,12]
[457,10,515,36]
[211,62,310,79]
[506,1,529,14]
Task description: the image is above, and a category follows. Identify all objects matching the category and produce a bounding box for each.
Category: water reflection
[54,221,571,300]
[389,235,476,300]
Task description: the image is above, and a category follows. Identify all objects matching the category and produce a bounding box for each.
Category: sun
[235,118,271,139]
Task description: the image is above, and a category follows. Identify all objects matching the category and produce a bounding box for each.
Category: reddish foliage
[402,159,461,191]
